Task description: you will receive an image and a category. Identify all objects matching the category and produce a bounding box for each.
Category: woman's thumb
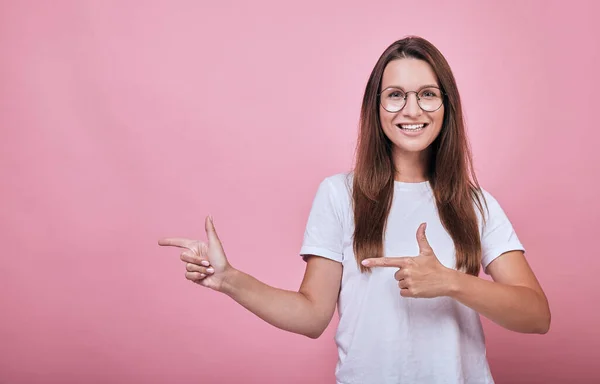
[205,215,222,246]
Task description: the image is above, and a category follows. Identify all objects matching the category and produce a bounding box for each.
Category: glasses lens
[381,88,405,112]
[417,87,443,111]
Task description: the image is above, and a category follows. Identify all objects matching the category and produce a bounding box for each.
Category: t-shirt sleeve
[299,177,344,263]
[480,190,525,273]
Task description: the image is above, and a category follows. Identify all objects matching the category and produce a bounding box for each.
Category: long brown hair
[352,36,486,276]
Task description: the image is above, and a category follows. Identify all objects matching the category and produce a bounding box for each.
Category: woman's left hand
[361,223,457,298]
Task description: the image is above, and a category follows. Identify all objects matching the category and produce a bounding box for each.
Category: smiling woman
[159,36,550,384]
[379,60,445,150]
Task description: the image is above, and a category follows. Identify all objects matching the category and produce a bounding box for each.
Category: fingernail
[200,260,210,267]
[206,267,215,273]
[199,273,206,278]
[361,260,369,266]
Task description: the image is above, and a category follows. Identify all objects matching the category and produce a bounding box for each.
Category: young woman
[159,36,550,384]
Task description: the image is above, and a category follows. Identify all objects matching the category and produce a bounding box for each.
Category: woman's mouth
[396,123,429,132]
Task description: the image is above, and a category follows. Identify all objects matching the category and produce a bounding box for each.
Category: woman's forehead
[381,58,438,89]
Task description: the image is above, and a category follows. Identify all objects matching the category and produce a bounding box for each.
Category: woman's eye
[420,89,440,98]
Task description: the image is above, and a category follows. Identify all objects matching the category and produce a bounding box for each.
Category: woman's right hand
[158,215,234,292]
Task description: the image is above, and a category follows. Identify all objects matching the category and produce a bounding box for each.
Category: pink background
[1,1,598,383]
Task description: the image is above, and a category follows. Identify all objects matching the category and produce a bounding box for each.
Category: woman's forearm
[219,268,327,339]
[447,271,551,334]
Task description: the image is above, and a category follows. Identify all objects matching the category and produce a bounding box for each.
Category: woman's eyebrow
[382,84,440,90]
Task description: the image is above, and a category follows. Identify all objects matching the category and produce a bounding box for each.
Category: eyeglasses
[378,86,445,113]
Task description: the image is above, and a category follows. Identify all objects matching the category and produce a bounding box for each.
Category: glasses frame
[378,86,447,113]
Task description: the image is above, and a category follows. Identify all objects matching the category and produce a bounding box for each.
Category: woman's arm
[159,216,342,339]
[447,250,551,334]
[362,223,551,334]
[220,255,342,339]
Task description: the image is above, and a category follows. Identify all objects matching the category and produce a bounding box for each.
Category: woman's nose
[402,93,422,117]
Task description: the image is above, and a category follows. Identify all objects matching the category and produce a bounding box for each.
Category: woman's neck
[393,150,430,183]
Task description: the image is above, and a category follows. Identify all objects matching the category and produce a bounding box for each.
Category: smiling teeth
[399,124,426,130]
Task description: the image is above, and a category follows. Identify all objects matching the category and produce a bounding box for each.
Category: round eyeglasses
[378,86,445,113]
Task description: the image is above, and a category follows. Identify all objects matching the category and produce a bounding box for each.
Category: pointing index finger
[158,237,197,250]
[362,257,411,268]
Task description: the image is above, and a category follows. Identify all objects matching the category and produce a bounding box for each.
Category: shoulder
[476,186,505,214]
[318,172,353,197]
[478,187,498,203]
[309,172,353,217]
[473,186,516,230]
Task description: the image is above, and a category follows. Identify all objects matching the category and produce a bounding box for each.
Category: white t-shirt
[299,173,525,384]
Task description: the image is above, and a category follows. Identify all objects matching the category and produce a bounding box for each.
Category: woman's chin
[392,139,433,155]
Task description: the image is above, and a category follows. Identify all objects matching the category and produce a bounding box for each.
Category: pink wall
[1,1,598,383]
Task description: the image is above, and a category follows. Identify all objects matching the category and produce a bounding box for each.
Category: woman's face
[379,58,445,156]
